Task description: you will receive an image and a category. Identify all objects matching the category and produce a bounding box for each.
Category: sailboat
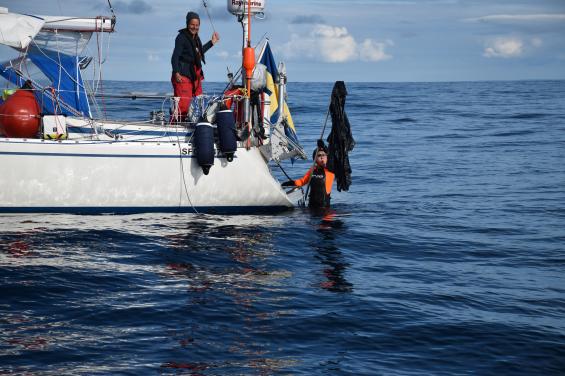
[0,1,307,214]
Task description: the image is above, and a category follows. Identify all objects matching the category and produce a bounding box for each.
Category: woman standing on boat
[171,11,219,120]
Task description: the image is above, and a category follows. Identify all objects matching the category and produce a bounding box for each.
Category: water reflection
[158,215,295,374]
[0,221,44,258]
[310,209,353,293]
[2,314,51,352]
[0,213,333,374]
[2,239,34,258]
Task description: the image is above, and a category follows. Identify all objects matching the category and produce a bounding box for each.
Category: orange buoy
[243,46,255,81]
[0,90,40,138]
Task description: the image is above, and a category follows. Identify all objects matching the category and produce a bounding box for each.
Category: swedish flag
[258,41,299,144]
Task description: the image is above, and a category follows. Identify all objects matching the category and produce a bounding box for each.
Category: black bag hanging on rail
[326,81,355,192]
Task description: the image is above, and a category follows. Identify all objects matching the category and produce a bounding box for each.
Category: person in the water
[282,140,335,208]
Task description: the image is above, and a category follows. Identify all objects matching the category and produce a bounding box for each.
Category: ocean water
[1,80,564,375]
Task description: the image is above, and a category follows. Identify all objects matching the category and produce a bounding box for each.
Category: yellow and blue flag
[258,41,299,144]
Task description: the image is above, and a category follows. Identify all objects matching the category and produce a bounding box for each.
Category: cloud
[111,0,152,15]
[147,52,160,62]
[531,37,543,48]
[214,50,242,61]
[313,0,458,4]
[464,13,565,35]
[215,50,230,60]
[482,35,547,58]
[483,37,523,58]
[280,25,392,63]
[360,39,393,62]
[290,15,326,25]
[314,25,358,63]
[466,14,565,23]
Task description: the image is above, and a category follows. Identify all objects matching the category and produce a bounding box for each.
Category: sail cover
[31,50,91,117]
[0,12,113,117]
[0,10,44,49]
[0,49,92,117]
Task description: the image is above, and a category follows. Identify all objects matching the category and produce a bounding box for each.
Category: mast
[241,0,253,130]
[228,0,265,137]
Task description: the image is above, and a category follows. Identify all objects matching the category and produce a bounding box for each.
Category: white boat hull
[0,138,293,213]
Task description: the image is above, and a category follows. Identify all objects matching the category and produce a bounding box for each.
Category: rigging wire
[56,0,63,17]
[302,99,332,207]
[96,30,107,120]
[166,95,199,214]
[175,127,199,214]
[274,160,305,197]
[89,2,115,119]
[107,0,116,20]
[202,0,217,34]
[221,35,267,94]
[19,34,101,120]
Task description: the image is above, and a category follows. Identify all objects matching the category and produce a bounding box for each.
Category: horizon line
[98,78,565,84]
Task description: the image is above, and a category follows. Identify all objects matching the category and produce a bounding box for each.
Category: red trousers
[171,67,203,117]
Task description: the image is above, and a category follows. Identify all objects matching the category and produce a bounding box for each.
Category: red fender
[0,90,40,138]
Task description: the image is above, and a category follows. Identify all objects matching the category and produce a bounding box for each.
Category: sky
[1,0,565,82]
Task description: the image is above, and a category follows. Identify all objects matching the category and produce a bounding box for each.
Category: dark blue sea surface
[1,80,565,375]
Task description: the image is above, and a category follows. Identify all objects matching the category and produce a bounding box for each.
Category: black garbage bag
[326,81,355,192]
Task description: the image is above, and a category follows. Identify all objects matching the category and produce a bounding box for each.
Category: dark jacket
[171,29,213,81]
